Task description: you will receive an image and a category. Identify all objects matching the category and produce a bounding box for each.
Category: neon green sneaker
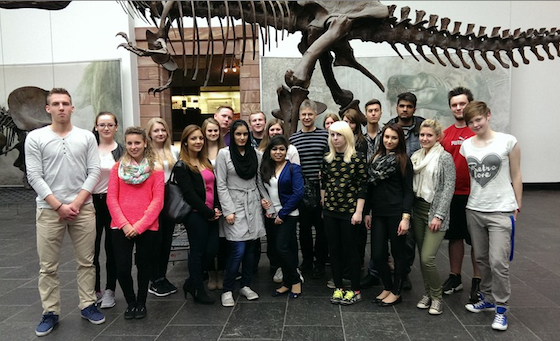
[330,288,344,304]
[341,290,362,305]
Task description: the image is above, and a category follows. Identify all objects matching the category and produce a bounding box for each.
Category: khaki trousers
[466,209,513,308]
[36,203,96,314]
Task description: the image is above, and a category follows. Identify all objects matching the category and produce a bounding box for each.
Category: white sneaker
[221,291,235,307]
[100,289,116,309]
[428,298,443,315]
[273,268,283,283]
[416,295,431,309]
[239,286,259,301]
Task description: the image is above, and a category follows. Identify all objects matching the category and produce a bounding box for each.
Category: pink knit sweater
[107,162,165,234]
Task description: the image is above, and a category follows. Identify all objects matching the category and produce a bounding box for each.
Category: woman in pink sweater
[107,127,164,320]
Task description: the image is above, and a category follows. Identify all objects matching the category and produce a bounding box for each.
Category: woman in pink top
[107,127,164,320]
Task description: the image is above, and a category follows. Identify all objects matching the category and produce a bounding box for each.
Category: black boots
[184,282,215,304]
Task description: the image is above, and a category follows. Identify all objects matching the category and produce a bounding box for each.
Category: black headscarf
[229,120,258,180]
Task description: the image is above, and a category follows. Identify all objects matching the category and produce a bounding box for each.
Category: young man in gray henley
[25,88,105,337]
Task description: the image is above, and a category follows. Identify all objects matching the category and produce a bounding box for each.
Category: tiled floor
[0,187,558,340]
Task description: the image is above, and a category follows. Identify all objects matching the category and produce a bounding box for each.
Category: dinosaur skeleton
[1,1,558,134]
[118,1,560,134]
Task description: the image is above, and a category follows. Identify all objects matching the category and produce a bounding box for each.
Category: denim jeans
[223,239,258,292]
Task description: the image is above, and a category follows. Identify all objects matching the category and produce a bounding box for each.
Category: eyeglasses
[97,124,116,129]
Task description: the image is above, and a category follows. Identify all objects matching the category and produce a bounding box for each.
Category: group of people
[25,85,522,337]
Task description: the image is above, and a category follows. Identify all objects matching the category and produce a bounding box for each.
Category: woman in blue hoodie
[260,135,305,298]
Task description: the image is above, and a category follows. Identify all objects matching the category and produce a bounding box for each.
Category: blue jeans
[184,212,219,289]
[223,239,257,292]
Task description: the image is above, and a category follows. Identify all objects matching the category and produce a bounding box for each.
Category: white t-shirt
[92,150,117,194]
[460,132,518,212]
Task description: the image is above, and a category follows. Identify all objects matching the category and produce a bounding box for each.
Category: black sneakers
[148,278,176,297]
[442,273,463,295]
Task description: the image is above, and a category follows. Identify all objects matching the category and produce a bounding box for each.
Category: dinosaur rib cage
[126,1,559,78]
[0,108,20,155]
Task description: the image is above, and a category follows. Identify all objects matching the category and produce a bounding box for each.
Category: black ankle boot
[192,287,215,305]
[183,281,193,300]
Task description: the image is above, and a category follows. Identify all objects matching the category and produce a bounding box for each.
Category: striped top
[289,128,329,181]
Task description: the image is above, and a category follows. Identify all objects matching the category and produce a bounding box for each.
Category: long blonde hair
[179,125,213,173]
[146,117,176,166]
[325,121,356,163]
[121,126,157,169]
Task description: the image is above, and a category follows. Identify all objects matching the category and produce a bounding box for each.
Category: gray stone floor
[0,187,559,340]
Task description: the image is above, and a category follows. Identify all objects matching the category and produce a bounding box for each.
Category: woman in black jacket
[364,123,413,307]
[174,125,222,304]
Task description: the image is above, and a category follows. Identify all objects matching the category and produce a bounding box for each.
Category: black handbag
[162,161,192,222]
[300,178,320,210]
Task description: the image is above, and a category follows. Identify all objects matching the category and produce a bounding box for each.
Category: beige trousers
[36,203,96,314]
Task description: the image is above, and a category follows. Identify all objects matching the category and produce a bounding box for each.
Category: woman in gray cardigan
[216,120,273,307]
[410,119,456,315]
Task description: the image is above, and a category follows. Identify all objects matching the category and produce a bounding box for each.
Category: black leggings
[112,229,156,305]
[371,215,407,295]
[93,194,117,292]
[150,214,175,282]
[324,212,361,291]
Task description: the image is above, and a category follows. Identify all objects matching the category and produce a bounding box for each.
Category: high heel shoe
[378,295,402,307]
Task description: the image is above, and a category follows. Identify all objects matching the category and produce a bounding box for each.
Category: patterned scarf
[368,152,397,184]
[118,158,151,184]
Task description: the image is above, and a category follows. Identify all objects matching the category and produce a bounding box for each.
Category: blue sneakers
[492,306,508,331]
[81,304,106,324]
[465,294,496,313]
[35,312,59,336]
